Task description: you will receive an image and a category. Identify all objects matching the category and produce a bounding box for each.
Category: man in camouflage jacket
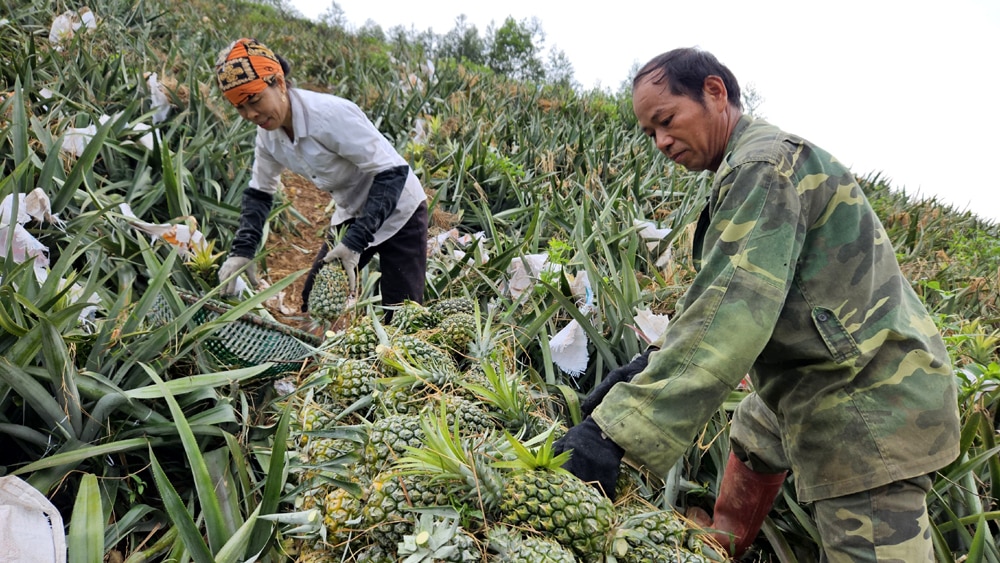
[555,48,960,561]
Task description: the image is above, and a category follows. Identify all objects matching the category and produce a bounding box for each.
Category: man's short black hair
[633,48,742,110]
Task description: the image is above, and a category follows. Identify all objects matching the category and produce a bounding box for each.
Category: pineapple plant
[309,261,352,321]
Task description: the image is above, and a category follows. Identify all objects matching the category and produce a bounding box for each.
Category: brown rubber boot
[688,452,788,559]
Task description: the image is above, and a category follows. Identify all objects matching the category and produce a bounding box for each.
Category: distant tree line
[307,2,577,87]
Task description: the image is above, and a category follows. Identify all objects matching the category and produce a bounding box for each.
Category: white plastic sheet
[428,228,489,265]
[146,72,171,124]
[635,219,674,268]
[120,204,207,258]
[48,7,96,46]
[0,476,67,563]
[633,307,670,344]
[0,189,60,281]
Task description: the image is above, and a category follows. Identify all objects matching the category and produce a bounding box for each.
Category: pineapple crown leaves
[494,426,572,473]
[458,354,529,417]
[397,512,463,563]
[395,405,487,488]
[395,405,508,513]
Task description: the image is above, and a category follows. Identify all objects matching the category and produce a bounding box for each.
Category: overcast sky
[288,0,1000,223]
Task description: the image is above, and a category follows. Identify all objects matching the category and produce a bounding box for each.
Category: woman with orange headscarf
[214,38,428,314]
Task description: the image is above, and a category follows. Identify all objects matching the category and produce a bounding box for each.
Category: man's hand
[553,417,625,500]
[580,348,654,417]
[218,256,258,295]
[323,242,361,295]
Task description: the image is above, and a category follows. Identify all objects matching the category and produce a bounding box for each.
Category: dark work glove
[580,348,655,417]
[553,417,625,500]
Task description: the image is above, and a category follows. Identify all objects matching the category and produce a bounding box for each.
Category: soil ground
[260,172,330,332]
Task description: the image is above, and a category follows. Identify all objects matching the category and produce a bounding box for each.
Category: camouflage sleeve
[593,159,803,478]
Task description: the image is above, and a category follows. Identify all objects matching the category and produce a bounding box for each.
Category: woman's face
[235,80,288,131]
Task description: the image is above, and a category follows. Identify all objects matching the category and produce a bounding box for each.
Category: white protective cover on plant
[0,189,59,281]
[48,7,96,46]
[0,476,67,563]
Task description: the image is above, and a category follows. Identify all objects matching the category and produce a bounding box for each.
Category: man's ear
[703,75,729,110]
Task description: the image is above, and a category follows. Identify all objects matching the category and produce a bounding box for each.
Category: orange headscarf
[215,38,284,106]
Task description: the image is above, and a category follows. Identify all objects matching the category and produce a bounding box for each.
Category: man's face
[632,76,731,172]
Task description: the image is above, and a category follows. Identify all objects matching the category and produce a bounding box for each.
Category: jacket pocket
[811,307,859,363]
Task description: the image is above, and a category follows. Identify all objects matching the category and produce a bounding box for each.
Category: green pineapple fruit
[486,525,577,563]
[610,506,715,563]
[308,261,351,321]
[390,300,441,333]
[434,312,477,353]
[327,358,377,405]
[378,334,459,387]
[362,470,450,549]
[352,543,395,563]
[322,486,364,546]
[395,414,613,561]
[335,315,382,359]
[430,296,476,318]
[431,394,497,437]
[373,379,427,416]
[364,413,426,475]
[496,432,615,562]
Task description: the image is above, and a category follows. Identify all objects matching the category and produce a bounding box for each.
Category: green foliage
[2,0,999,560]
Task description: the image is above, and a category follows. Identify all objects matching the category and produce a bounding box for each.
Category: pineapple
[434,312,477,353]
[458,356,549,436]
[430,296,476,318]
[486,525,577,563]
[364,413,426,475]
[390,300,440,333]
[362,470,450,549]
[612,507,715,563]
[378,333,459,387]
[432,394,497,437]
[334,315,382,360]
[308,261,351,321]
[321,486,364,546]
[497,432,615,562]
[372,379,428,416]
[395,413,614,562]
[327,358,377,405]
[352,543,395,563]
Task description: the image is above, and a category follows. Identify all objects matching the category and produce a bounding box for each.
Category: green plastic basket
[150,291,320,378]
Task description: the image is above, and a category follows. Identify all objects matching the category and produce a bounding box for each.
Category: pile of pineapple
[282,297,719,562]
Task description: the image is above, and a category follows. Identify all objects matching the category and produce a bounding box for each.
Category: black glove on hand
[580,348,655,417]
[553,417,625,500]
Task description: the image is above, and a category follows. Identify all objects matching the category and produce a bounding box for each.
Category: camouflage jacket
[594,115,960,501]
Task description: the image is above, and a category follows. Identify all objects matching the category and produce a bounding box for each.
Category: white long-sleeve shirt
[248,88,424,247]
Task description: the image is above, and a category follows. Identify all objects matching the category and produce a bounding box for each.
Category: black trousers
[301,200,428,312]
